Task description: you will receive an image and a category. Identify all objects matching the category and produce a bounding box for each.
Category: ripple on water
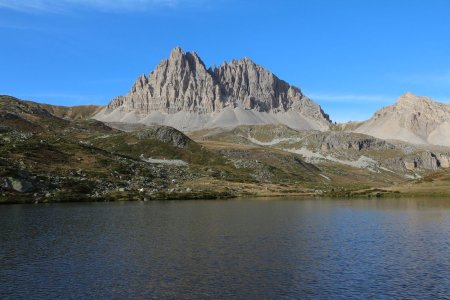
[1,198,450,299]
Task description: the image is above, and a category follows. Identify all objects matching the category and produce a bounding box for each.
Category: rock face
[106,48,221,114]
[355,93,450,147]
[95,47,331,132]
[298,131,450,171]
[399,151,450,171]
[303,131,395,152]
[213,57,327,120]
[134,126,192,149]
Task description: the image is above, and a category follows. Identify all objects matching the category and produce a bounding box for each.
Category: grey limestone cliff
[97,47,331,131]
[107,48,221,114]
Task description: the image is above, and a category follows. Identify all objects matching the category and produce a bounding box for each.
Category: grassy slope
[384,169,450,197]
[1,95,449,202]
[190,125,408,188]
[2,96,321,202]
[42,104,104,120]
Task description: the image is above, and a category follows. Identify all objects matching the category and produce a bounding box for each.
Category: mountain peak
[169,46,184,60]
[397,92,432,107]
[167,47,206,69]
[97,48,331,131]
[400,91,416,98]
[356,93,450,147]
[228,56,257,66]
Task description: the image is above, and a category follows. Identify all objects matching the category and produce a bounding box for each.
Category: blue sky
[1,0,450,122]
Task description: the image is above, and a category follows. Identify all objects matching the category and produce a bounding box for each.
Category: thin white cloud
[0,0,208,13]
[308,92,394,104]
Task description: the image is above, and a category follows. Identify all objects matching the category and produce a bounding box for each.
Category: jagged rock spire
[100,47,331,131]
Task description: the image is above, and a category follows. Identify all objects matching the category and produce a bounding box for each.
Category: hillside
[0,95,336,203]
[2,92,450,202]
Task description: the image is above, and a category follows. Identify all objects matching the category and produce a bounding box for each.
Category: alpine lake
[1,197,450,299]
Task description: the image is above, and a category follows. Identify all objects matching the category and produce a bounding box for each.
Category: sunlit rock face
[96,47,331,132]
[355,92,450,147]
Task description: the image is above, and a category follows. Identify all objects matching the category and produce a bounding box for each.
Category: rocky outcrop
[296,131,395,152]
[107,48,221,114]
[6,177,34,193]
[316,132,394,152]
[311,132,450,172]
[401,151,450,171]
[213,57,328,120]
[355,93,450,147]
[437,153,450,168]
[134,126,192,148]
[372,150,450,173]
[96,47,331,131]
[0,167,34,193]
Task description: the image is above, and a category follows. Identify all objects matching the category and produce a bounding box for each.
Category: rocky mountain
[94,47,331,132]
[355,93,450,147]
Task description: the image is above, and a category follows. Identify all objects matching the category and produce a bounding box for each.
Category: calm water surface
[1,198,450,299]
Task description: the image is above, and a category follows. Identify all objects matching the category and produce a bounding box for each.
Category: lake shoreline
[2,187,450,205]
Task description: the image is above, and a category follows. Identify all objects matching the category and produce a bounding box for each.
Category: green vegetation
[1,95,449,203]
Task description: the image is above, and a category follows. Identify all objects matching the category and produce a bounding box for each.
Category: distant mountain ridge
[355,92,450,147]
[94,47,331,131]
[0,95,102,132]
